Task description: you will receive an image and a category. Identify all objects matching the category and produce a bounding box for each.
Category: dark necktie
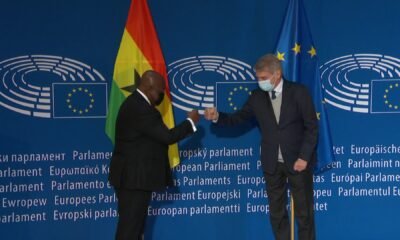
[271,90,276,100]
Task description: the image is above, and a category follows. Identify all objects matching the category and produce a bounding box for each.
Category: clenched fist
[204,107,219,121]
[187,110,200,124]
[293,158,308,172]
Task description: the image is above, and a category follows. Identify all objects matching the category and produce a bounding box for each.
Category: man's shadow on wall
[145,125,206,239]
[145,120,257,239]
[208,119,257,138]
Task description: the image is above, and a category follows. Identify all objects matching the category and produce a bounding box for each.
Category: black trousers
[264,162,315,240]
[115,188,152,240]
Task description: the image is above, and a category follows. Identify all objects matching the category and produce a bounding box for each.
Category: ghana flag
[105,0,181,167]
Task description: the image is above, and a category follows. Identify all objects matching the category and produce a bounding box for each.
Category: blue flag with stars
[275,0,335,172]
[53,83,108,118]
[370,79,400,113]
[216,82,258,113]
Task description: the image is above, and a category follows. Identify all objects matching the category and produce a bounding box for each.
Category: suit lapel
[133,90,158,113]
[262,91,279,126]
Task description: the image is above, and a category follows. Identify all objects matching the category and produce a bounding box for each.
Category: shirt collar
[136,89,151,105]
[274,78,283,93]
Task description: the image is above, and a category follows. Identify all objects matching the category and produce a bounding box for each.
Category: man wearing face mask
[204,54,318,240]
[109,70,200,240]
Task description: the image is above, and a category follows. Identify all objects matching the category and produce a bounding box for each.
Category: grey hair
[254,54,282,73]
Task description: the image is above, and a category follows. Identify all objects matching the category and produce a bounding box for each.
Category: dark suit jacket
[109,91,194,191]
[217,80,318,174]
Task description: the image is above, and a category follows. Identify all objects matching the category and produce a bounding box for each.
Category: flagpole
[291,194,295,240]
[275,0,336,239]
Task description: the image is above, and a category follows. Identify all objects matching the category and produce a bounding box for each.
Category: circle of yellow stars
[228,86,252,111]
[383,83,399,110]
[66,87,95,114]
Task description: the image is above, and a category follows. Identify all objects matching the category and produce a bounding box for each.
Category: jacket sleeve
[298,86,319,162]
[135,110,194,145]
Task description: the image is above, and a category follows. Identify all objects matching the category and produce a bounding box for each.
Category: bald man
[109,70,199,240]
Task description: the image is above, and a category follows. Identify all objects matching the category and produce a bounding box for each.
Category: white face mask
[258,79,274,92]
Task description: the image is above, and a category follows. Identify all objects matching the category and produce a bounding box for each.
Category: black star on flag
[121,69,141,93]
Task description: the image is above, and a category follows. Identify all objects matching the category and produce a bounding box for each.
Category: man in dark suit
[204,54,318,240]
[109,70,199,240]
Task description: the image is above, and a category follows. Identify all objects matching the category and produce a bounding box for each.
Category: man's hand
[204,107,219,121]
[187,110,200,124]
[293,158,308,172]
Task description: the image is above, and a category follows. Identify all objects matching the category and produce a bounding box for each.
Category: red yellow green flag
[105,0,180,167]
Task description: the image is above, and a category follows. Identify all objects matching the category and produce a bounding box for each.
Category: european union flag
[53,83,108,118]
[215,82,258,113]
[275,0,335,172]
[370,79,400,113]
